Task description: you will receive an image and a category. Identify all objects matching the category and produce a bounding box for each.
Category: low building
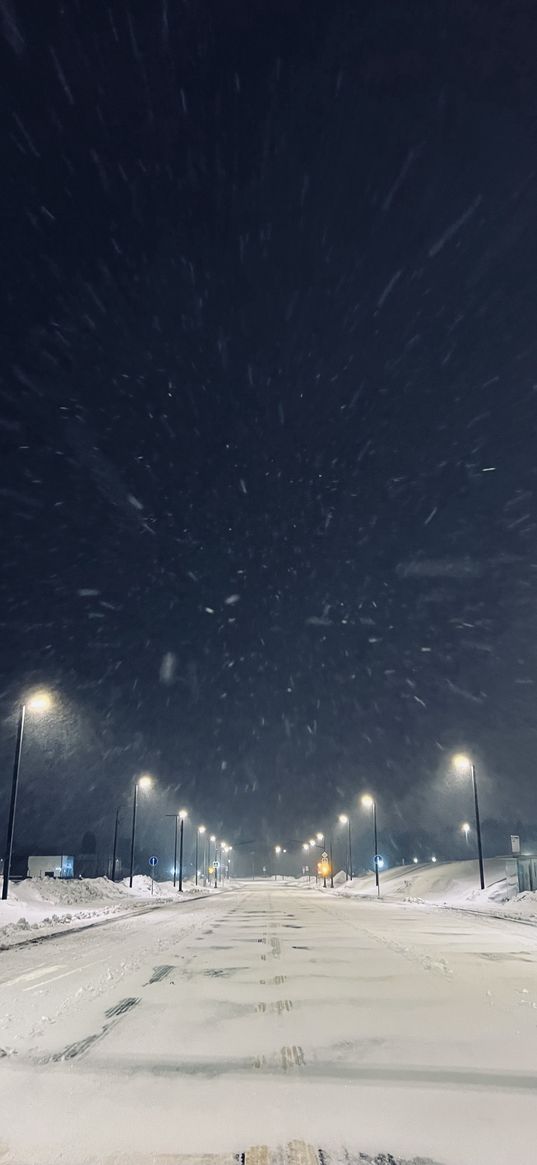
[27,855,74,879]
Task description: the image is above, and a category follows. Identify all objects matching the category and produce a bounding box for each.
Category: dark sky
[2,0,537,867]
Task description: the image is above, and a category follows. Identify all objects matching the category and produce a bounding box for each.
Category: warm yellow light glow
[137,774,153,790]
[319,860,330,878]
[453,753,471,773]
[339,814,348,824]
[198,825,206,834]
[275,845,282,854]
[361,794,374,809]
[179,808,188,819]
[26,690,53,714]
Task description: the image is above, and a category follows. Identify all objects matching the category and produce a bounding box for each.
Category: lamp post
[2,691,53,901]
[129,774,153,888]
[212,836,218,888]
[195,825,206,887]
[165,812,179,887]
[111,807,120,882]
[178,810,187,891]
[361,794,380,897]
[453,755,485,889]
[339,814,353,880]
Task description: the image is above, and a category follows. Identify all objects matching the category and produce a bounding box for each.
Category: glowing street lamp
[275,845,282,855]
[129,774,153,888]
[452,754,485,890]
[461,821,471,846]
[338,813,353,881]
[361,794,380,898]
[2,690,54,900]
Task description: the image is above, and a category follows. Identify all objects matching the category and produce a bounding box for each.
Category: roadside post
[148,855,158,896]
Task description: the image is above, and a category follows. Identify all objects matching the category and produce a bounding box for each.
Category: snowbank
[329,857,537,921]
[0,874,216,948]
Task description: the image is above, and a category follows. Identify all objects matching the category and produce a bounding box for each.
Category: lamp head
[361,794,374,809]
[339,814,348,824]
[26,690,53,714]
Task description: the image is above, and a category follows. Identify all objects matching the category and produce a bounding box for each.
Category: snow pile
[332,857,537,920]
[0,874,216,948]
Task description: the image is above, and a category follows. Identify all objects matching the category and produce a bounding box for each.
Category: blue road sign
[148,856,158,867]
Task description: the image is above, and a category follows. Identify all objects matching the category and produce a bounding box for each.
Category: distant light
[309,838,316,847]
[452,753,471,774]
[316,832,323,841]
[431,855,437,863]
[413,857,418,864]
[275,845,282,855]
[361,794,374,809]
[376,857,384,869]
[303,843,310,851]
[26,690,53,714]
[138,774,153,790]
[339,814,349,824]
[198,825,206,834]
[210,834,216,842]
[179,809,188,819]
[461,822,471,835]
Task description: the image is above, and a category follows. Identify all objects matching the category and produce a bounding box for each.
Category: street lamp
[461,821,471,846]
[177,809,188,891]
[2,690,54,900]
[338,813,353,880]
[361,794,380,898]
[452,754,485,890]
[129,774,153,888]
[195,825,206,887]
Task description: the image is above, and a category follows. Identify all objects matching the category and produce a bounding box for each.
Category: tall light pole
[111,807,120,882]
[453,755,485,890]
[129,774,153,888]
[2,691,53,900]
[362,794,380,897]
[165,812,179,887]
[178,809,187,891]
[195,825,206,887]
[339,814,353,880]
[212,835,218,888]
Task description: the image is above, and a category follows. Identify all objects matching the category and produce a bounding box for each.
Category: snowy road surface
[1,881,536,1164]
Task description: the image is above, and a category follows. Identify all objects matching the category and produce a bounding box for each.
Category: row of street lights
[1,689,233,900]
[300,753,485,898]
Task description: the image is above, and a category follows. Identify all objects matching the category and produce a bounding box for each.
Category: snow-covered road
[1,882,536,1164]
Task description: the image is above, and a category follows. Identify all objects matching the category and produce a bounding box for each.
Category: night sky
[2,1,537,871]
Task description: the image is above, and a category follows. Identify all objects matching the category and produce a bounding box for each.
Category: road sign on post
[148,856,158,866]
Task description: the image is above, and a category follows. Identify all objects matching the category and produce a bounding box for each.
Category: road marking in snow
[23,959,103,991]
[1,963,65,987]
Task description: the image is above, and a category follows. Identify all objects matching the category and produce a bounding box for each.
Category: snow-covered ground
[320,857,537,922]
[1,881,537,1164]
[0,874,217,948]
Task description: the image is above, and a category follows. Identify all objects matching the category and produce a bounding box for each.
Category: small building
[27,855,74,880]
